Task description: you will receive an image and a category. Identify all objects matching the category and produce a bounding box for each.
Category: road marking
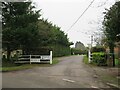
[91,86,99,88]
[106,83,119,88]
[62,78,75,83]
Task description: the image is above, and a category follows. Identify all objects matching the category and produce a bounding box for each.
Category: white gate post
[88,49,91,63]
[30,55,31,64]
[50,51,52,64]
[39,55,41,62]
[88,44,92,63]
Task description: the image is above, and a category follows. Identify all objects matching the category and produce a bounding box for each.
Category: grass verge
[115,58,120,67]
[83,55,119,87]
[83,55,119,88]
[1,58,59,72]
[83,55,89,64]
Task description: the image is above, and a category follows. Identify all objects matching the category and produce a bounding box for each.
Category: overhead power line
[66,0,95,32]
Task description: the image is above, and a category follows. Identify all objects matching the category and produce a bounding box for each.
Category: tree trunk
[109,45,115,67]
[118,46,120,59]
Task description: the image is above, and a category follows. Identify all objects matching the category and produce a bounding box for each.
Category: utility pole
[91,35,93,48]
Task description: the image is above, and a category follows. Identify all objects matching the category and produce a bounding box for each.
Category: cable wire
[66,0,95,32]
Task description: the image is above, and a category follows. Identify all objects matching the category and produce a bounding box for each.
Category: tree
[37,19,72,56]
[2,1,72,59]
[2,2,41,60]
[103,1,120,66]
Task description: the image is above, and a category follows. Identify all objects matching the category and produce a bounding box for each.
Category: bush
[91,46,106,53]
[92,52,107,66]
[115,58,120,67]
[52,44,71,57]
[21,45,71,57]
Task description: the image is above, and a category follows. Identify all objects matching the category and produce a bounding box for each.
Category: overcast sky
[32,0,116,47]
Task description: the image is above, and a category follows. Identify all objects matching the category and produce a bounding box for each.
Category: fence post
[39,55,41,62]
[30,55,31,64]
[50,51,52,64]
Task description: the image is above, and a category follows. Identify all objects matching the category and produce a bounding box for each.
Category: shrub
[91,46,106,53]
[52,44,71,57]
[92,52,107,66]
[115,58,120,67]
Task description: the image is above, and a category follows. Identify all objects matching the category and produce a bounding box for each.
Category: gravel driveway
[2,55,113,89]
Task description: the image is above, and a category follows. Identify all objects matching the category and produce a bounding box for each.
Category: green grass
[1,58,59,72]
[52,58,59,64]
[2,64,38,72]
[100,74,119,85]
[83,55,89,64]
[115,58,120,67]
[83,55,96,66]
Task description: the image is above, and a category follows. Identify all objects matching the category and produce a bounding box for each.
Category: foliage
[92,52,107,66]
[37,19,71,47]
[102,1,120,66]
[115,58,120,67]
[83,55,89,64]
[103,1,120,53]
[37,19,72,57]
[52,44,71,57]
[2,1,72,61]
[71,48,87,55]
[2,2,41,60]
[75,41,86,51]
[71,48,81,55]
[91,46,106,53]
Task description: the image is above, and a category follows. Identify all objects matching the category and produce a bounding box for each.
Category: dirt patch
[89,65,120,88]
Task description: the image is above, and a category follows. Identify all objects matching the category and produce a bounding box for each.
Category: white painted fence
[15,51,52,64]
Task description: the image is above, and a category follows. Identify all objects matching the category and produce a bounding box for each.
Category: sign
[30,58,40,62]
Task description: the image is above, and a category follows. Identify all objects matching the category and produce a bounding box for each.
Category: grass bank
[1,58,59,72]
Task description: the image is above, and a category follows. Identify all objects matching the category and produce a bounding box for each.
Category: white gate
[15,51,52,64]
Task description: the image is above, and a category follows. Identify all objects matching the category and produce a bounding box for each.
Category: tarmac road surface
[2,55,110,88]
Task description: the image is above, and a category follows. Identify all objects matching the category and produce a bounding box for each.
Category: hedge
[52,44,71,57]
[92,52,107,66]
